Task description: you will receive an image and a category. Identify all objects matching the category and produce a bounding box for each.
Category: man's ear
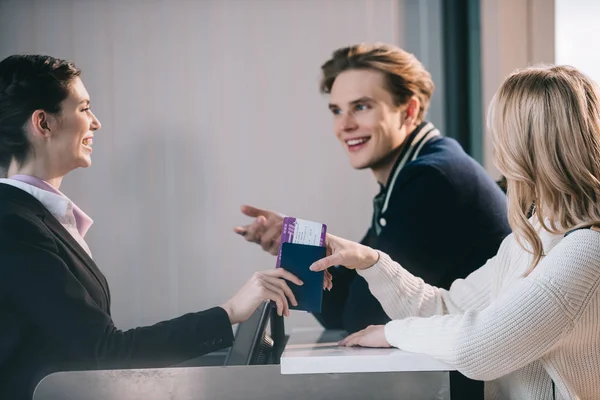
[30,110,56,139]
[403,96,421,126]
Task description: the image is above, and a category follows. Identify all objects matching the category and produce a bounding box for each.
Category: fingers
[256,269,302,316]
[310,252,344,272]
[323,270,333,291]
[339,326,373,347]
[250,272,288,317]
[262,281,291,316]
[263,291,285,317]
[254,270,302,316]
[241,204,271,218]
[260,224,282,255]
[262,274,298,308]
[237,216,268,243]
[261,268,304,286]
[233,226,247,235]
[338,325,389,348]
[339,331,362,347]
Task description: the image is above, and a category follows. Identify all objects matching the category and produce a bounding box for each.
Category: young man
[235,43,511,334]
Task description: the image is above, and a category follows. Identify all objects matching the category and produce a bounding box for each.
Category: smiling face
[16,76,102,186]
[328,69,415,183]
[50,77,100,171]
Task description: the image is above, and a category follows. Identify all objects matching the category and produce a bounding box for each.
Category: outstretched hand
[234,205,284,255]
[310,234,380,272]
[235,205,333,290]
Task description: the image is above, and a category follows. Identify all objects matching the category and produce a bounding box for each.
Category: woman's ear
[30,110,55,139]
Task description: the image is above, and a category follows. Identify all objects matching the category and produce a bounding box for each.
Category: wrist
[360,249,380,270]
[220,302,238,325]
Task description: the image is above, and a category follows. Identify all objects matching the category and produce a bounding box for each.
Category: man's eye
[330,108,342,115]
[355,103,369,111]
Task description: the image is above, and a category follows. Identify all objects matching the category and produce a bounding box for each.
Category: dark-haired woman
[0,54,300,400]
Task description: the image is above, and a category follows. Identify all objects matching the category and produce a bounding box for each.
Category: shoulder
[401,137,505,202]
[393,160,453,193]
[0,193,57,252]
[542,228,600,275]
[532,229,600,316]
[410,137,492,182]
[396,138,469,188]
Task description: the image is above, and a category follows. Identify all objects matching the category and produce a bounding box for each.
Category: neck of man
[371,121,421,186]
[7,158,64,189]
[371,144,405,186]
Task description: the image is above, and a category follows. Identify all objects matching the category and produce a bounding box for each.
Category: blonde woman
[310,65,600,400]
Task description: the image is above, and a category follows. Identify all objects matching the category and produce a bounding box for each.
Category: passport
[276,217,327,268]
[279,242,326,313]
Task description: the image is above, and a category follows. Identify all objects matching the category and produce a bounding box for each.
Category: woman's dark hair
[0,54,81,171]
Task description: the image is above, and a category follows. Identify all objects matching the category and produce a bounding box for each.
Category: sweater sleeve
[361,230,600,381]
[1,241,234,369]
[357,234,514,320]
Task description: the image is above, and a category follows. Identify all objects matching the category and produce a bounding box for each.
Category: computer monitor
[224,302,288,366]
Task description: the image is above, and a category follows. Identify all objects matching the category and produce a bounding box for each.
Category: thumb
[240,204,271,218]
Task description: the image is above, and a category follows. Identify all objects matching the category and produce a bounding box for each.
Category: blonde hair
[320,43,434,123]
[488,65,600,273]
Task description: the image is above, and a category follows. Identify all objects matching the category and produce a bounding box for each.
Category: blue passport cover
[279,242,326,313]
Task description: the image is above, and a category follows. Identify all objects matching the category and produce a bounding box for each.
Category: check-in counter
[33,330,454,400]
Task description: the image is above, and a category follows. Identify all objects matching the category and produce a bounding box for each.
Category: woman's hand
[221,268,302,324]
[310,234,380,272]
[339,325,391,348]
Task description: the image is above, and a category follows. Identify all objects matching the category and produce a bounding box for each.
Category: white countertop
[281,341,456,375]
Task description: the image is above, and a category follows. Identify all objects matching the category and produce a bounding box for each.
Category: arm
[312,231,510,326]
[311,167,509,322]
[1,242,234,369]
[378,232,600,381]
[357,239,505,320]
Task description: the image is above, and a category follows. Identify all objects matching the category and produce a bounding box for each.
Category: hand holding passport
[276,217,329,313]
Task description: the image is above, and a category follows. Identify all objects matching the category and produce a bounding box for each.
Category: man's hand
[234,205,284,255]
[235,204,333,291]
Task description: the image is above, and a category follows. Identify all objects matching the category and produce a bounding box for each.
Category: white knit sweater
[358,227,600,400]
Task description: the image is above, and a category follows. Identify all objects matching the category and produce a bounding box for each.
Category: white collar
[0,178,71,218]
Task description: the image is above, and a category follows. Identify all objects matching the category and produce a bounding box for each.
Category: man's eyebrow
[328,97,374,109]
[349,96,374,105]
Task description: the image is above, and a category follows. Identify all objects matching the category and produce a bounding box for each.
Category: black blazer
[0,184,234,400]
[314,136,512,333]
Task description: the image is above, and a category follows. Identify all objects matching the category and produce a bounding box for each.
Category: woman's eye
[81,107,90,112]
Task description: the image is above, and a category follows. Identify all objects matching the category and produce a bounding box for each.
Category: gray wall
[556,0,600,82]
[480,0,555,178]
[0,0,443,331]
[400,0,445,134]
